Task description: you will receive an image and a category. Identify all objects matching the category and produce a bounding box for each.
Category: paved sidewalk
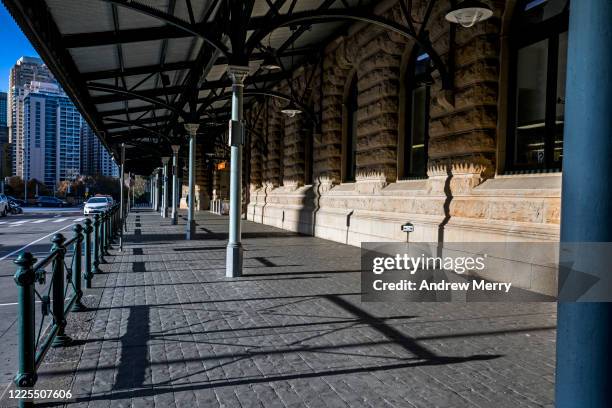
[54,210,556,407]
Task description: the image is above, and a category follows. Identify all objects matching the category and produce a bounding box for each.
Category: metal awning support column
[555,1,612,407]
[149,177,154,208]
[119,143,125,251]
[161,156,170,218]
[185,123,199,240]
[226,65,249,278]
[153,170,159,212]
[171,145,180,225]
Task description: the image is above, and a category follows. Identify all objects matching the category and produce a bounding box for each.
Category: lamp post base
[52,333,73,348]
[185,220,197,240]
[226,243,243,278]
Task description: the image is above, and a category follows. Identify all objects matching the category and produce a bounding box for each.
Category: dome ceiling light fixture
[281,100,302,118]
[261,54,281,71]
[261,33,281,71]
[281,26,302,118]
[445,0,493,28]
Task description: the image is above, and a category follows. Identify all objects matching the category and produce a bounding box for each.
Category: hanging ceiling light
[281,27,302,118]
[445,0,493,28]
[262,32,281,71]
[281,100,302,118]
[261,54,281,71]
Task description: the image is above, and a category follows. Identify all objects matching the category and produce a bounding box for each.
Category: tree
[6,176,24,197]
[4,177,48,198]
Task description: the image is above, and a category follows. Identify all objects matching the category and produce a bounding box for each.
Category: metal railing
[12,204,120,407]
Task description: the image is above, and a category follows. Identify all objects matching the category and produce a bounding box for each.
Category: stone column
[184,123,199,240]
[161,157,170,218]
[171,145,180,225]
[555,1,612,407]
[226,65,249,278]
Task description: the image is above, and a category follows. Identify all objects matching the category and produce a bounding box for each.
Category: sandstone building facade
[188,0,567,294]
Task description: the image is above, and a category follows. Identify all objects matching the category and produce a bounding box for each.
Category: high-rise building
[0,91,7,127]
[8,56,55,177]
[80,124,95,176]
[23,81,82,189]
[81,124,119,178]
[0,92,9,181]
[98,143,119,178]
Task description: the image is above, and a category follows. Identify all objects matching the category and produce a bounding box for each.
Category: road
[0,208,88,388]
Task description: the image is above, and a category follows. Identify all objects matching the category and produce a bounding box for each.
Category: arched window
[343,73,358,182]
[402,48,431,179]
[507,0,568,171]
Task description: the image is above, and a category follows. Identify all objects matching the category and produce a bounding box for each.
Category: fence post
[103,210,109,255]
[71,224,86,311]
[84,218,93,288]
[107,208,113,244]
[93,214,101,272]
[107,208,114,249]
[51,233,72,347]
[99,212,107,263]
[13,252,38,394]
[115,205,119,238]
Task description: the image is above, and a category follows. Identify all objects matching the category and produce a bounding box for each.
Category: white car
[0,194,8,217]
[83,197,111,215]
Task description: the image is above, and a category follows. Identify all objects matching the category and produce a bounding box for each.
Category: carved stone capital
[228,65,250,86]
[184,123,199,136]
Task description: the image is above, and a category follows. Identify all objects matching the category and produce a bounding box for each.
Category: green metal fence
[13,204,120,407]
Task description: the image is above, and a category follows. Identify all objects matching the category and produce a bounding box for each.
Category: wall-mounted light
[445,0,493,28]
[281,100,302,117]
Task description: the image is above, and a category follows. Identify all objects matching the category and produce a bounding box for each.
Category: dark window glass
[508,0,568,171]
[344,74,358,182]
[514,39,548,166]
[403,50,430,178]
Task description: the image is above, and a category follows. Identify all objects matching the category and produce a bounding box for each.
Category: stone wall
[240,0,561,295]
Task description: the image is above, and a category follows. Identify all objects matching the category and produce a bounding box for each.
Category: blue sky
[0,5,39,92]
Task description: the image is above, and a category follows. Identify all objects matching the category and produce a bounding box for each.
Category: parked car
[84,197,112,215]
[7,196,26,207]
[94,194,114,205]
[0,194,9,217]
[8,200,23,215]
[35,196,69,208]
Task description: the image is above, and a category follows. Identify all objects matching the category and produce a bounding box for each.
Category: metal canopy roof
[1,0,428,174]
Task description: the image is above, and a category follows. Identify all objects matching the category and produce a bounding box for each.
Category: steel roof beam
[104,115,174,130]
[88,83,182,115]
[246,8,452,90]
[102,0,230,58]
[89,83,184,104]
[82,48,315,82]
[63,25,193,48]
